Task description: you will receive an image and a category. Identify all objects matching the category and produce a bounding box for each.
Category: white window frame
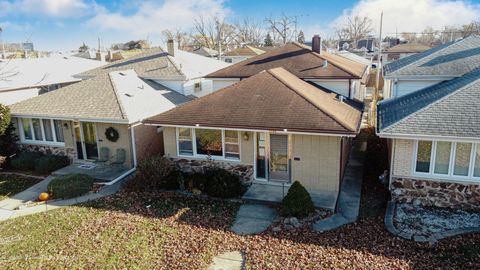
[412,139,480,183]
[18,118,65,147]
[176,127,241,162]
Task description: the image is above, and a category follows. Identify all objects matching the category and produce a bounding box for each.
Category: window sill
[177,154,242,163]
[20,141,65,148]
[410,173,480,185]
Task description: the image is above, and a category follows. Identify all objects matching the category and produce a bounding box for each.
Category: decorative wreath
[105,127,119,142]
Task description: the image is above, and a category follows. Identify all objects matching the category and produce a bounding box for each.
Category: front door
[255,132,291,182]
[269,134,290,181]
[74,122,99,161]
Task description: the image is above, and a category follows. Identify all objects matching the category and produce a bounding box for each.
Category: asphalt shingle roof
[378,67,480,138]
[383,35,480,77]
[145,67,363,135]
[206,43,367,80]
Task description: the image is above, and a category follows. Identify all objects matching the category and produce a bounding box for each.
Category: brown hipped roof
[206,43,367,80]
[144,67,363,135]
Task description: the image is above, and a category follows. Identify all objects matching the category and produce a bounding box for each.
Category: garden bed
[394,203,480,238]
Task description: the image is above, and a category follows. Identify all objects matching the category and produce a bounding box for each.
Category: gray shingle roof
[384,35,480,77]
[378,68,480,138]
[76,48,183,79]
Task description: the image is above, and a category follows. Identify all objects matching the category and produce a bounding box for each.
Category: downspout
[348,79,352,99]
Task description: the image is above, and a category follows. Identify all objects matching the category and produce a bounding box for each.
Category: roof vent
[119,72,127,76]
[125,93,133,97]
[339,95,345,103]
[138,84,144,89]
[323,60,328,67]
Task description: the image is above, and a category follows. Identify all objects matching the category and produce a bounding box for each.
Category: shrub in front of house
[134,155,180,190]
[47,174,94,199]
[10,151,43,171]
[281,181,315,218]
[202,167,244,198]
[34,155,70,174]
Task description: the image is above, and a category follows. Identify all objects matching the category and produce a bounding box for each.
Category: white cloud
[0,0,91,17]
[87,0,230,38]
[331,0,480,36]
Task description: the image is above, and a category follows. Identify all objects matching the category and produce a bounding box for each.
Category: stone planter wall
[391,177,480,209]
[20,144,76,161]
[170,158,254,185]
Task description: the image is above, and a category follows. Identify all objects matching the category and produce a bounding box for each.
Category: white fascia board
[11,113,129,124]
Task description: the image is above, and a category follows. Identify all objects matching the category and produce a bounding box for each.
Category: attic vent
[125,93,133,97]
[119,72,127,76]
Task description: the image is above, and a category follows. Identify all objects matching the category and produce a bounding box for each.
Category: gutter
[10,114,129,124]
[142,122,358,137]
[376,132,480,142]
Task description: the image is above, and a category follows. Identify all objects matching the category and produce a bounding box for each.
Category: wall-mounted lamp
[243,132,249,141]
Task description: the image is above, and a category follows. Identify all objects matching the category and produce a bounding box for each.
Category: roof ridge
[267,67,357,132]
[108,71,128,120]
[385,37,474,76]
[293,42,364,78]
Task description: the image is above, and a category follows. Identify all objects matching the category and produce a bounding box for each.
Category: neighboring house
[383,35,480,99]
[8,44,229,182]
[143,67,363,209]
[206,37,368,101]
[9,69,191,181]
[377,68,480,209]
[192,47,219,58]
[78,41,230,98]
[383,43,431,63]
[0,55,105,105]
[223,46,265,64]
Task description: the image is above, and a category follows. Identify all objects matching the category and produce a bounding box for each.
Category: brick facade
[21,144,76,161]
[391,177,480,209]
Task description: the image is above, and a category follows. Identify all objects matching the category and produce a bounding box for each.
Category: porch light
[243,132,249,141]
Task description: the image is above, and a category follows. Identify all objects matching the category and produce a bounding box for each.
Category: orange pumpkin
[38,192,49,201]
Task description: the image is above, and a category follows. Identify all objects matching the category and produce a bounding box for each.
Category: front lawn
[0,174,43,201]
[0,191,478,269]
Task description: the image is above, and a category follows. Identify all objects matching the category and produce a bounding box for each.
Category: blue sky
[0,0,479,51]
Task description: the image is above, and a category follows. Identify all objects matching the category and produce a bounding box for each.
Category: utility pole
[0,26,5,59]
[373,11,383,127]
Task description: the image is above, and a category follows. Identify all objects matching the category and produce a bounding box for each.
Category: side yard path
[313,140,365,232]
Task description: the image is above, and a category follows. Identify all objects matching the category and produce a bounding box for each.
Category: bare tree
[162,29,190,49]
[0,59,19,82]
[191,15,236,52]
[336,15,373,43]
[265,14,296,45]
[233,18,265,47]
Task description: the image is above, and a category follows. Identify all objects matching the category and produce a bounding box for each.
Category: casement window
[176,128,240,161]
[18,118,65,146]
[413,140,480,182]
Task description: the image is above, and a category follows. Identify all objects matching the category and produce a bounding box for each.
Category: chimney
[312,35,321,54]
[95,51,102,61]
[167,39,175,57]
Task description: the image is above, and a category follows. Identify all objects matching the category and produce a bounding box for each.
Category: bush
[35,155,70,174]
[281,181,315,218]
[0,123,19,158]
[202,168,244,198]
[133,155,180,190]
[0,104,10,136]
[10,151,43,171]
[47,174,94,199]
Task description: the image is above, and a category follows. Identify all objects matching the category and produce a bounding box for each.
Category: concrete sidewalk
[0,175,55,210]
[0,175,127,222]
[312,142,365,232]
[231,204,277,235]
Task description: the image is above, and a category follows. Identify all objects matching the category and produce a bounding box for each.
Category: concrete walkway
[231,204,277,235]
[0,175,127,222]
[208,251,245,270]
[0,175,55,210]
[312,142,365,232]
